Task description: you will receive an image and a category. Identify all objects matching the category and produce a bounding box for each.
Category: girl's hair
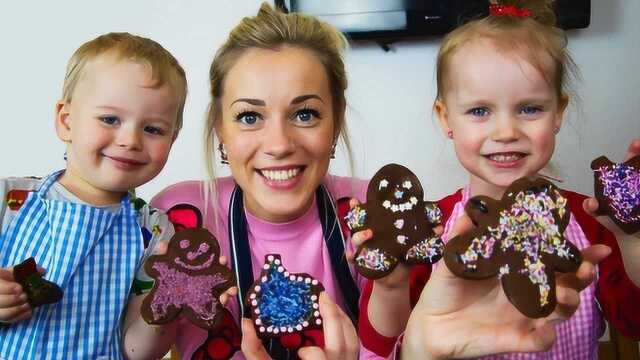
[203,2,353,201]
[62,32,187,134]
[435,0,579,103]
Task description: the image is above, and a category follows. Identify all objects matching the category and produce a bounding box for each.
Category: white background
[1,0,638,203]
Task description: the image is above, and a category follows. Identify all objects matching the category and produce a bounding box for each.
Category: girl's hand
[583,138,640,240]
[241,292,358,360]
[401,215,611,360]
[346,198,444,289]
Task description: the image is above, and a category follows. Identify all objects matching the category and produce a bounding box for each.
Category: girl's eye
[468,107,489,117]
[294,108,320,123]
[144,125,165,136]
[520,105,542,115]
[99,116,120,125]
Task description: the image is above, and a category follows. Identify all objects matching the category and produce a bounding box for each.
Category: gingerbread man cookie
[141,228,235,330]
[13,257,62,307]
[345,163,444,279]
[246,254,324,343]
[591,155,640,234]
[444,177,582,318]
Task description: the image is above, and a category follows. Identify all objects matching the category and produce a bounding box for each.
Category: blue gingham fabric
[0,171,143,359]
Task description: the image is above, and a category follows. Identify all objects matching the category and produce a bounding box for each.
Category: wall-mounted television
[275,0,590,44]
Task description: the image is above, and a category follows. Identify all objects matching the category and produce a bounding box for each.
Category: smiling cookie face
[444,177,582,318]
[345,164,444,279]
[141,228,235,330]
[591,155,640,234]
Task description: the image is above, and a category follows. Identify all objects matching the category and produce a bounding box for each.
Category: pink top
[151,175,369,359]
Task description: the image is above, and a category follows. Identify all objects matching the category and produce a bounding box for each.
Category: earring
[447,130,454,139]
[63,151,67,161]
[330,142,337,159]
[554,127,560,134]
[218,143,229,164]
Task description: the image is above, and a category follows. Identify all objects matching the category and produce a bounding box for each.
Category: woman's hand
[241,292,358,360]
[401,215,611,360]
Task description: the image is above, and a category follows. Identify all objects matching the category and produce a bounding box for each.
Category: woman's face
[217,45,336,222]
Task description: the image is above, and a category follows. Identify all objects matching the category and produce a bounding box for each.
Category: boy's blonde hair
[204,2,353,183]
[62,32,187,133]
[436,0,578,103]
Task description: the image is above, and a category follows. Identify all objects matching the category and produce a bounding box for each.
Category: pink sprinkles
[150,263,226,322]
[460,189,572,306]
[596,164,640,223]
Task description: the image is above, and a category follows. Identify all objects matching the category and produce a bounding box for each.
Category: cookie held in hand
[141,228,235,330]
[13,257,62,307]
[444,177,582,318]
[246,254,324,342]
[345,163,444,279]
[591,155,640,234]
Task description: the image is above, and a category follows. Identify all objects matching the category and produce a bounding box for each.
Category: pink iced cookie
[141,228,235,330]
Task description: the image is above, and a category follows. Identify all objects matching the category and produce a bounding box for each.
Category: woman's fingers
[241,318,272,360]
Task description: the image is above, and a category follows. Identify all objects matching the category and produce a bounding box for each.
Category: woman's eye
[99,116,120,125]
[468,107,489,117]
[520,105,542,115]
[236,111,260,125]
[294,108,320,123]
[144,125,165,136]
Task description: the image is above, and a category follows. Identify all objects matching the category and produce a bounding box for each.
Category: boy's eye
[144,125,165,136]
[99,116,120,125]
[236,111,260,126]
[520,105,542,115]
[468,107,489,117]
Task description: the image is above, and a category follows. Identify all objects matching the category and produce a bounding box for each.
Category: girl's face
[436,39,568,199]
[217,46,336,223]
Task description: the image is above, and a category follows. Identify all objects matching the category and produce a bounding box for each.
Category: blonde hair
[62,32,187,134]
[436,0,578,103]
[203,2,353,189]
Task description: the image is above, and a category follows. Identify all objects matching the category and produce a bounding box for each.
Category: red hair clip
[489,4,534,18]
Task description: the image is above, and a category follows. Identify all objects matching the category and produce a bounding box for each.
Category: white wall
[1,0,638,203]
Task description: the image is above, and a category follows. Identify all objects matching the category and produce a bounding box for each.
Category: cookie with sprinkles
[345,163,444,279]
[141,228,235,330]
[246,254,324,341]
[444,177,582,318]
[591,155,640,234]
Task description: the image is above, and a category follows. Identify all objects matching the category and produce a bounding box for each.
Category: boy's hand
[0,267,32,324]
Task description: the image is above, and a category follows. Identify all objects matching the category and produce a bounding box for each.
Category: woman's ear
[434,99,452,137]
[54,100,72,143]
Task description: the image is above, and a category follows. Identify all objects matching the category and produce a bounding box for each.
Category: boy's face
[56,54,179,204]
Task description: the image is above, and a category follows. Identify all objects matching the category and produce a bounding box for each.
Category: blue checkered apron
[0,171,143,359]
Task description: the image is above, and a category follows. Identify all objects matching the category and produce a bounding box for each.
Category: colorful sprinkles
[458,187,574,307]
[595,163,640,223]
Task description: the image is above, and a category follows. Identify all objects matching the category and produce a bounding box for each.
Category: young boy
[0,32,186,359]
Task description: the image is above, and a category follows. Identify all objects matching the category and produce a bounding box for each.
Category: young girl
[0,33,187,358]
[123,4,363,359]
[356,0,640,358]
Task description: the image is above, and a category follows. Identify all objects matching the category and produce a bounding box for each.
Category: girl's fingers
[298,347,326,360]
[350,229,372,248]
[319,293,346,360]
[624,138,640,161]
[154,241,169,255]
[219,255,228,266]
[348,198,360,209]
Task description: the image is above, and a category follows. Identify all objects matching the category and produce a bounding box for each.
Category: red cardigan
[351,189,640,357]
